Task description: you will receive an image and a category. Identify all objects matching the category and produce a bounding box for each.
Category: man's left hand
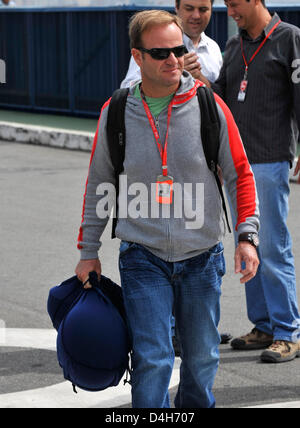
[293,157,300,184]
[235,242,260,284]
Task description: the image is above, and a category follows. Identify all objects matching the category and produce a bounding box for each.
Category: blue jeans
[119,241,225,408]
[229,162,300,341]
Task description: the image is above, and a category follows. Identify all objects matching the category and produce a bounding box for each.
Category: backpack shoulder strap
[197,86,231,233]
[106,88,129,239]
[107,88,129,176]
[197,85,220,173]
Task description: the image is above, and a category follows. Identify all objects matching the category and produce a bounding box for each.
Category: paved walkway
[0,107,299,156]
[1,327,299,408]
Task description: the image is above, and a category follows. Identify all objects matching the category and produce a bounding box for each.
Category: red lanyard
[240,20,281,74]
[140,88,175,177]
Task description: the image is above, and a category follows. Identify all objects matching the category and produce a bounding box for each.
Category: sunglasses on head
[137,45,188,60]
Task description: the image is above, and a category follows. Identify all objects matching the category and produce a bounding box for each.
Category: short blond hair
[129,10,183,49]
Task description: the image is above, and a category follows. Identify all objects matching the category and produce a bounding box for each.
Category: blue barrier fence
[0,5,299,117]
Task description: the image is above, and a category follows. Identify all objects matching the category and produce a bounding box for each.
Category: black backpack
[106,86,231,238]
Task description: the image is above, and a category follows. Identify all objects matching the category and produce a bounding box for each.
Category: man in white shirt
[121,0,223,88]
[0,0,16,6]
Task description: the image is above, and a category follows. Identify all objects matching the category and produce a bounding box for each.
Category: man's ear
[132,48,143,68]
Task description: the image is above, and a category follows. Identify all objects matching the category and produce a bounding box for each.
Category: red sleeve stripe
[214,93,257,231]
[77,99,111,249]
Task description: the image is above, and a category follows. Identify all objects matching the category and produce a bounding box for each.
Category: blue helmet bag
[47,275,83,331]
[47,272,131,392]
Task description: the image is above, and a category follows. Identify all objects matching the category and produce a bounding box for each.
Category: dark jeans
[119,241,225,408]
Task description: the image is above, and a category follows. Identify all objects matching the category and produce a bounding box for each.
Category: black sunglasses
[137,45,188,60]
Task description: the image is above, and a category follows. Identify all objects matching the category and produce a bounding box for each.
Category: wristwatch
[238,232,259,248]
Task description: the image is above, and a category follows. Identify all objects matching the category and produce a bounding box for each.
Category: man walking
[121,0,222,88]
[213,0,300,363]
[75,10,259,408]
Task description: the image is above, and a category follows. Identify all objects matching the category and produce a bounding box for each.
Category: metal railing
[0,5,299,117]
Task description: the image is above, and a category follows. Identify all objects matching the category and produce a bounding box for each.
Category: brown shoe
[261,340,300,363]
[231,328,273,350]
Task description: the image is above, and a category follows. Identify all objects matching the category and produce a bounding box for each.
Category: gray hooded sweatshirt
[78,72,259,262]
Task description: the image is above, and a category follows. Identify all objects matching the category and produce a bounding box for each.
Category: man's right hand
[184,52,211,87]
[75,259,102,289]
[184,52,202,78]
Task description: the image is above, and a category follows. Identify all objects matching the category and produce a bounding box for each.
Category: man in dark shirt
[212,0,300,363]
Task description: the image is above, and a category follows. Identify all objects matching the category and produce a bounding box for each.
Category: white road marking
[244,401,300,409]
[3,328,57,350]
[0,328,180,408]
[1,329,299,408]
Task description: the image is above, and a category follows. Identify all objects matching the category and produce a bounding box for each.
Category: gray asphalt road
[0,141,300,408]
